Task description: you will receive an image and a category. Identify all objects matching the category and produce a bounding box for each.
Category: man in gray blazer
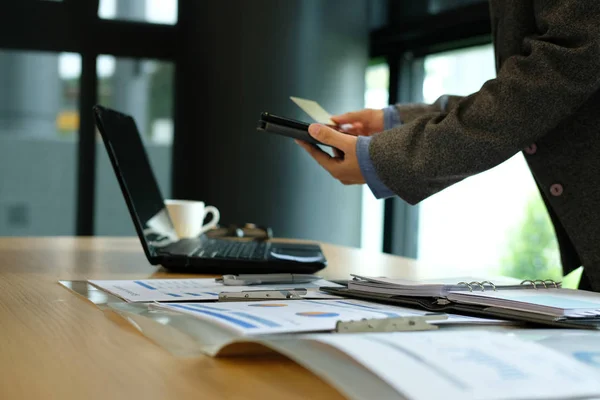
[296,1,600,290]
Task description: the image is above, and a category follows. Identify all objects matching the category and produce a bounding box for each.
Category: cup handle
[200,206,220,234]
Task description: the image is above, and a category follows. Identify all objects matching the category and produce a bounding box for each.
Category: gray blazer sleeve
[371,0,600,205]
[394,95,464,124]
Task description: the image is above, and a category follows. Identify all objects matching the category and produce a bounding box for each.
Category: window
[3,0,179,236]
[99,0,178,25]
[361,61,388,251]
[416,44,561,280]
[0,50,81,235]
[94,56,174,235]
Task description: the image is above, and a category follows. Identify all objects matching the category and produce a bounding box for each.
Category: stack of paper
[151,299,500,337]
[349,275,525,297]
[447,288,600,319]
[88,278,341,302]
[107,298,600,400]
[514,329,600,370]
[294,331,600,400]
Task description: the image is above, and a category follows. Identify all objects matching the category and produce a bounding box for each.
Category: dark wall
[174,0,369,247]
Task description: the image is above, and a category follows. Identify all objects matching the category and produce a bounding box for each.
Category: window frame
[373,1,493,257]
[0,0,180,235]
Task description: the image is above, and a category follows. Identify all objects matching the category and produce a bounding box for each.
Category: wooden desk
[0,237,444,400]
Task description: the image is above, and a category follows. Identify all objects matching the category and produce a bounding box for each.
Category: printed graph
[296,311,340,317]
[247,303,288,307]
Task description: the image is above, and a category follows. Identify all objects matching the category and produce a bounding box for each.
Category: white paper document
[447,288,600,318]
[153,299,504,336]
[88,278,341,302]
[349,275,524,297]
[290,96,335,125]
[312,331,600,400]
[513,329,600,371]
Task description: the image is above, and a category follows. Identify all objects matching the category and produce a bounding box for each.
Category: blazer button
[524,144,537,155]
[550,184,563,197]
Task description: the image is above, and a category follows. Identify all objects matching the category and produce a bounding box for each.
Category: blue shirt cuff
[356,136,395,199]
[383,105,402,130]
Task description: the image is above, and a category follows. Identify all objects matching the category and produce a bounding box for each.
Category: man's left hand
[295,124,365,185]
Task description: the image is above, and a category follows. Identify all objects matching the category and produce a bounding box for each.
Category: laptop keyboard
[166,238,268,261]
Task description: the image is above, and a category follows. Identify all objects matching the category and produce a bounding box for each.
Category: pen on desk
[216,273,321,286]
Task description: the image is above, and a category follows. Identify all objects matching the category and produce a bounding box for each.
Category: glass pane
[0,50,80,235]
[428,0,487,14]
[417,44,561,281]
[361,61,388,251]
[95,55,174,235]
[99,0,178,25]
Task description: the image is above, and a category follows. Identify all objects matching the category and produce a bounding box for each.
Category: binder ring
[521,280,538,289]
[469,281,485,292]
[457,282,473,292]
[545,279,559,288]
[534,280,547,288]
[480,281,497,291]
[521,279,560,289]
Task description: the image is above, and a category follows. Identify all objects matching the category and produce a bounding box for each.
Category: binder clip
[218,289,308,302]
[334,314,447,333]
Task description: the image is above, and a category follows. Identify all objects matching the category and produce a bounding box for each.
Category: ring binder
[480,281,496,291]
[544,279,560,288]
[457,281,500,292]
[520,279,561,289]
[458,279,561,292]
[348,274,565,307]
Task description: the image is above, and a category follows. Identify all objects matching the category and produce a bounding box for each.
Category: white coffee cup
[164,199,220,238]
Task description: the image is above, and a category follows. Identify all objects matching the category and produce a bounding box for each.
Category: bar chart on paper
[88,279,221,301]
[152,299,501,335]
[88,278,341,302]
[153,299,429,335]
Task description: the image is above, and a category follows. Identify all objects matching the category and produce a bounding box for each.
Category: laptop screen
[93,106,177,257]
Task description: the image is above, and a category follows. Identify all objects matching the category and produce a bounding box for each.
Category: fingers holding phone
[257,98,384,150]
[330,109,384,136]
[289,96,380,137]
[295,124,365,186]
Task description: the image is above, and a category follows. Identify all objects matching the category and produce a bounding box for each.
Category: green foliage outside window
[500,193,563,282]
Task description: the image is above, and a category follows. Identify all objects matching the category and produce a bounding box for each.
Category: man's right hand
[331,108,384,136]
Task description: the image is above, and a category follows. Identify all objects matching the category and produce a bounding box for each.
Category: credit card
[290,96,335,125]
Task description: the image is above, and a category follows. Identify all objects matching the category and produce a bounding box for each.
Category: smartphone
[257,112,324,145]
[260,112,310,131]
[258,112,350,147]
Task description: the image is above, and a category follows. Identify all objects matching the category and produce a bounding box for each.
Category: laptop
[92,105,327,274]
